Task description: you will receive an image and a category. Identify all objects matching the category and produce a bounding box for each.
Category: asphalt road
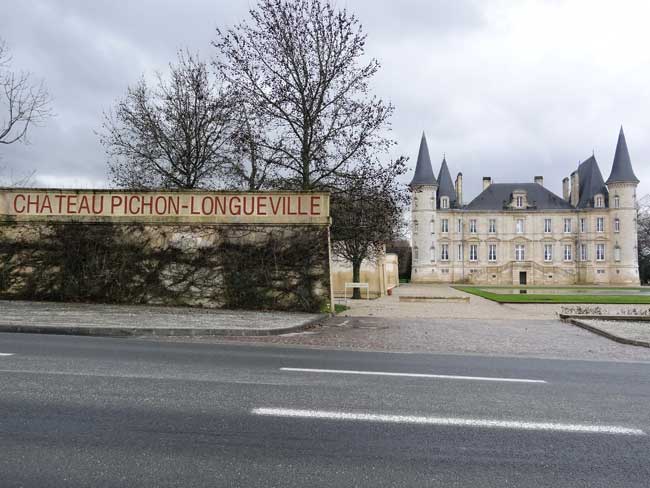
[1,333,649,487]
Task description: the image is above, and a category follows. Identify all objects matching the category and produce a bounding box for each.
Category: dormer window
[516,196,523,208]
[441,197,449,209]
[595,195,604,208]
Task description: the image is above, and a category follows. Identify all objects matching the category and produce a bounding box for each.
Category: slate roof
[574,155,608,208]
[465,183,573,211]
[606,127,639,184]
[409,133,437,186]
[436,157,457,207]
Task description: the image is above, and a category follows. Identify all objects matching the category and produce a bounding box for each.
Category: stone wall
[0,222,331,313]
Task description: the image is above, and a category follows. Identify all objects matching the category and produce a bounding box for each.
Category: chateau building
[409,128,640,285]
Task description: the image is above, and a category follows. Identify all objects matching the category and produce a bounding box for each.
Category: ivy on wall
[0,223,330,312]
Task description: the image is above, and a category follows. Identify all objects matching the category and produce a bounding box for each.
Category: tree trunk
[352,259,362,299]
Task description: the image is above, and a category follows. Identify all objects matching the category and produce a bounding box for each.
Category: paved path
[1,334,648,487]
[0,300,323,336]
[339,283,650,320]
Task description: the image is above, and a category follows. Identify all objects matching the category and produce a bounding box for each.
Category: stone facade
[410,129,640,285]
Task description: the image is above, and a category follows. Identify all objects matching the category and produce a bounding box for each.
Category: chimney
[482,177,492,191]
[534,175,544,186]
[455,172,463,206]
[570,171,580,207]
[562,177,570,200]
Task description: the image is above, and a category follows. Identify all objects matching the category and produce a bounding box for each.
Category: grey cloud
[1,0,649,203]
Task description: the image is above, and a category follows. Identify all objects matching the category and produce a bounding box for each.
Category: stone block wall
[0,222,331,313]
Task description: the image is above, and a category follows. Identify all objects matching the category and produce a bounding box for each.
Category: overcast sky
[2,0,649,201]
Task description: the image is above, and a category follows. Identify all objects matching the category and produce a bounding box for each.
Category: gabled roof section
[436,157,457,206]
[576,155,608,208]
[409,133,437,187]
[465,183,573,211]
[606,127,639,184]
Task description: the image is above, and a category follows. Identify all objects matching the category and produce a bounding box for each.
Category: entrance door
[519,271,527,285]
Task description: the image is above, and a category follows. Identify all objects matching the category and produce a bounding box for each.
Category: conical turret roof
[437,157,457,206]
[607,127,639,184]
[409,133,437,186]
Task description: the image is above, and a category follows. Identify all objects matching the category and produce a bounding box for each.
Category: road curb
[0,314,328,338]
[560,316,650,348]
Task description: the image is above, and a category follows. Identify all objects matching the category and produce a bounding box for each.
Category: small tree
[0,38,52,146]
[330,158,408,298]
[638,195,650,284]
[101,51,233,189]
[213,0,394,190]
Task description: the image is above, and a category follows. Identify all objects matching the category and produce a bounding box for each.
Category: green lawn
[453,285,650,304]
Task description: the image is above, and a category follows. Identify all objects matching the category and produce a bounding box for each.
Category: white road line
[251,408,646,436]
[0,353,14,356]
[280,367,547,384]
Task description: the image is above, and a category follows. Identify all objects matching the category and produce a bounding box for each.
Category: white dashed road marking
[280,367,547,384]
[252,408,645,436]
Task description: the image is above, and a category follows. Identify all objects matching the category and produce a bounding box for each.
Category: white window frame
[595,195,603,208]
[596,217,604,233]
[516,196,523,208]
[488,219,496,233]
[441,197,449,209]
[516,219,524,234]
[614,218,620,233]
[441,244,449,261]
[563,218,572,233]
[544,244,553,262]
[580,218,586,233]
[457,219,462,233]
[469,244,478,262]
[564,244,572,262]
[614,196,620,208]
[614,246,621,262]
[469,219,477,233]
[441,219,449,233]
[596,243,605,261]
[457,244,463,261]
[580,243,588,261]
[544,218,552,233]
[515,244,525,261]
[488,244,497,262]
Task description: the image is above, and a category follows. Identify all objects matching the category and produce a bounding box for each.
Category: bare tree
[0,38,52,145]
[224,97,280,190]
[213,0,394,190]
[330,157,408,298]
[100,51,233,189]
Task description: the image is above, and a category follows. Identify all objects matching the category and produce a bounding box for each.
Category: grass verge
[453,286,650,304]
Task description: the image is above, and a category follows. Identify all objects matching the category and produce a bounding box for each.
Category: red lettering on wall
[78,195,90,214]
[201,196,213,215]
[310,196,320,215]
[41,195,52,213]
[270,196,282,215]
[229,196,241,215]
[154,196,167,215]
[189,196,200,215]
[111,196,123,214]
[257,196,267,215]
[66,195,77,214]
[242,196,255,216]
[13,194,26,214]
